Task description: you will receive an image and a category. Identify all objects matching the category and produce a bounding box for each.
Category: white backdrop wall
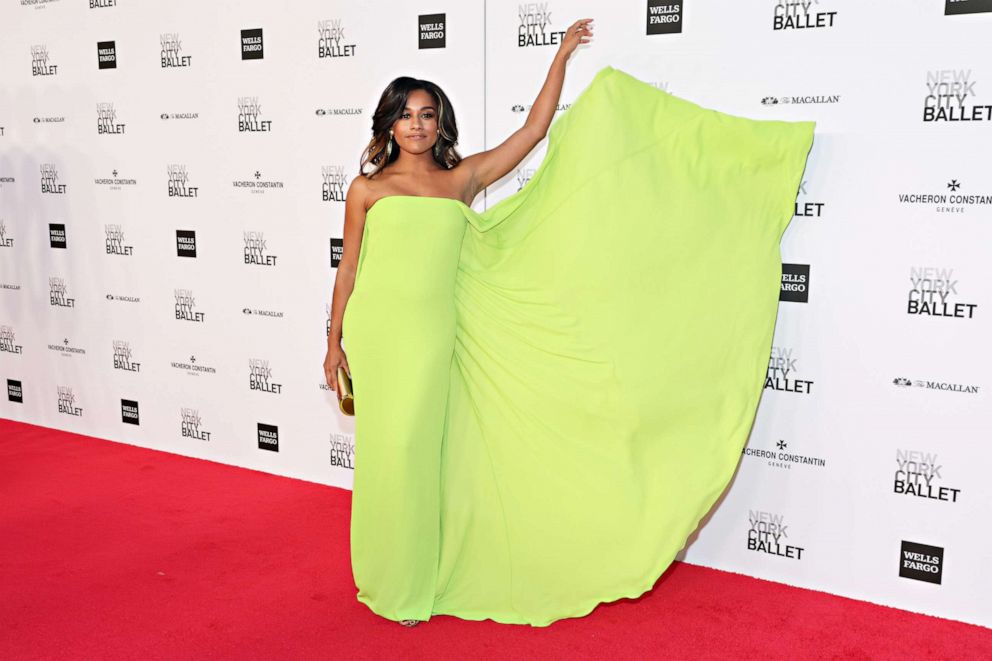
[1,0,989,628]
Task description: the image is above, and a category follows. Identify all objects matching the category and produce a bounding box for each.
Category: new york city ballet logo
[96,102,125,135]
[105,224,133,255]
[257,423,279,452]
[8,379,23,403]
[772,0,837,30]
[249,359,282,394]
[181,408,211,441]
[244,231,277,266]
[418,13,446,49]
[241,29,263,60]
[318,19,357,58]
[49,277,75,308]
[0,326,24,355]
[899,541,944,584]
[322,165,347,202]
[330,433,355,469]
[112,340,140,372]
[174,288,205,322]
[237,97,271,132]
[167,164,198,198]
[160,33,191,67]
[518,3,566,47]
[0,220,13,247]
[923,69,991,122]
[515,167,537,192]
[907,266,977,319]
[57,386,83,417]
[898,179,991,214]
[30,44,58,76]
[894,449,961,503]
[90,0,117,8]
[765,346,814,394]
[40,164,66,194]
[47,337,86,357]
[646,0,682,35]
[741,439,826,471]
[793,180,825,218]
[97,40,117,69]
[121,399,140,425]
[780,264,810,303]
[49,223,67,249]
[747,510,805,560]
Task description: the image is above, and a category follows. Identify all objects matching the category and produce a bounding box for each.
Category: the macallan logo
[174,288,204,322]
[167,164,198,197]
[892,376,979,395]
[322,166,347,202]
[40,163,66,194]
[237,97,271,132]
[31,44,58,76]
[318,19,357,57]
[160,33,191,67]
[96,102,125,134]
[747,510,804,559]
[518,3,566,47]
[57,385,83,416]
[181,408,211,440]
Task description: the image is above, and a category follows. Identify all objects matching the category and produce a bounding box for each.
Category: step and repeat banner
[1,0,989,628]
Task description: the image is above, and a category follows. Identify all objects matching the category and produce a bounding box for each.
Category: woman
[323,18,815,628]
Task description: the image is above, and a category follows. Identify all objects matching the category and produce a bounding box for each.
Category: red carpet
[2,419,989,660]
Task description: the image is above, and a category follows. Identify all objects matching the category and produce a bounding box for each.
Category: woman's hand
[558,18,593,59]
[323,342,351,402]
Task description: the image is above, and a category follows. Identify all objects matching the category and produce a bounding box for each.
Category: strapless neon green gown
[341,65,816,626]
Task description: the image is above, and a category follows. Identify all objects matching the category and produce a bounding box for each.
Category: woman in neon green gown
[331,36,816,626]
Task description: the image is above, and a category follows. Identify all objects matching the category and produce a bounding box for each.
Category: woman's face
[392,89,438,154]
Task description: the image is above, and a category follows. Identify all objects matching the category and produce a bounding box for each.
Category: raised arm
[461,18,593,197]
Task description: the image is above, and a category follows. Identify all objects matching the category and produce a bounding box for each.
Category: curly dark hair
[359,76,462,177]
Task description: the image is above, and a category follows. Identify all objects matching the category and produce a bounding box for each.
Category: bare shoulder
[347,175,373,212]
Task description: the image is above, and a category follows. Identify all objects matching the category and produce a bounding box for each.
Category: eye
[422,112,434,119]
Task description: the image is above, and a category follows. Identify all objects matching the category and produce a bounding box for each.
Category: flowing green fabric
[341,65,815,626]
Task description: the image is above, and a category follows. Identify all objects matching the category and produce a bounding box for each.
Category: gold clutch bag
[336,366,355,416]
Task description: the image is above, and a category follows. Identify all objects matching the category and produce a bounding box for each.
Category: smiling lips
[408,133,426,140]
